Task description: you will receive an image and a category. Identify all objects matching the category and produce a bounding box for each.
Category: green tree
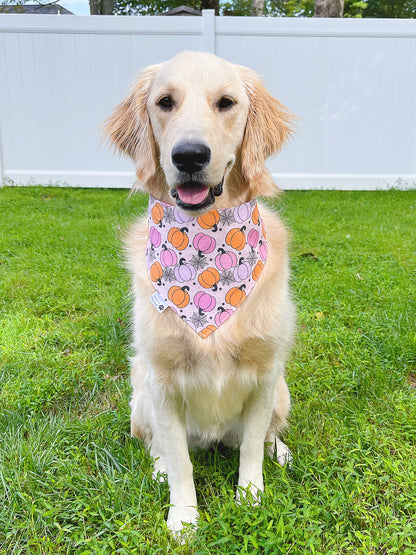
[112,0,194,14]
[344,0,366,17]
[113,0,316,15]
[113,0,415,16]
[363,0,416,17]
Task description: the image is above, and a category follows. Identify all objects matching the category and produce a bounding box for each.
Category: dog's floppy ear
[238,67,295,194]
[102,64,160,189]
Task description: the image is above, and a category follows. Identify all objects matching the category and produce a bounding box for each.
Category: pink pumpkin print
[193,232,216,254]
[160,245,177,267]
[194,291,216,312]
[233,203,251,224]
[247,228,259,249]
[149,226,161,248]
[233,258,251,282]
[215,248,238,271]
[174,258,197,282]
[214,306,234,327]
[259,240,268,262]
[174,208,192,224]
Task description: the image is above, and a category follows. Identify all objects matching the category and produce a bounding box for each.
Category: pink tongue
[177,184,209,205]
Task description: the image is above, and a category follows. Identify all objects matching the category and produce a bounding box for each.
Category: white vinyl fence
[0,12,415,190]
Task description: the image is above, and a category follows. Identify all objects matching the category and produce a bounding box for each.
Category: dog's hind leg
[130,356,154,440]
[265,374,292,466]
[130,374,149,440]
[150,437,167,482]
[237,375,276,502]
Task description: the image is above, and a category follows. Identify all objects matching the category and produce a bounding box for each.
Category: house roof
[161,5,201,16]
[0,4,74,14]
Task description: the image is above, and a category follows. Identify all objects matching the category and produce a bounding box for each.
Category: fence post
[202,10,216,54]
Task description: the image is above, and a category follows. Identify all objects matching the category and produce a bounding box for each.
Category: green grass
[1,186,415,554]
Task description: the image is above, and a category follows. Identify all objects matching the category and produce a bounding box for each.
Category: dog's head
[103,51,294,213]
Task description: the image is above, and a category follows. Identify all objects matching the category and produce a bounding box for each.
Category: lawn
[0,186,415,554]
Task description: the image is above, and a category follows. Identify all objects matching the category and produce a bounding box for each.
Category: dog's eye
[157,95,173,110]
[217,96,235,111]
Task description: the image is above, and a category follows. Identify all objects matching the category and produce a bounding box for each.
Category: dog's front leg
[149,377,198,535]
[238,377,275,501]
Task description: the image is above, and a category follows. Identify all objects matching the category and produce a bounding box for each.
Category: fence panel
[0,13,415,189]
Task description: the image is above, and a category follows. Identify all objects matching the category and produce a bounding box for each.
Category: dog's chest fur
[180,357,256,445]
[149,334,268,445]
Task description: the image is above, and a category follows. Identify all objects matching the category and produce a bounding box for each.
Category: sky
[59,0,91,15]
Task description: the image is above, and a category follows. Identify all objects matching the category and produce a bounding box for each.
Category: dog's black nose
[171,142,211,174]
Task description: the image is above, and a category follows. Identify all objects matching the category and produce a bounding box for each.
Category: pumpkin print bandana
[146,195,268,338]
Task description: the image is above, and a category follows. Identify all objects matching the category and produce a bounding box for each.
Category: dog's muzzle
[170,141,224,212]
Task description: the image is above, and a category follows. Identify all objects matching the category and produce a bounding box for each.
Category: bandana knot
[146,195,268,338]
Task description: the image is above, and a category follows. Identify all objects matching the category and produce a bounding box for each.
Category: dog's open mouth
[171,180,223,212]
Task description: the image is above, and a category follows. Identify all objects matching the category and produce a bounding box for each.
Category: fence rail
[0,12,415,190]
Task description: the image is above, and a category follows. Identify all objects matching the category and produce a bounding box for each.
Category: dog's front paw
[167,506,199,541]
[266,436,293,467]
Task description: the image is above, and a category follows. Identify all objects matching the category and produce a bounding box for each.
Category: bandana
[146,195,268,338]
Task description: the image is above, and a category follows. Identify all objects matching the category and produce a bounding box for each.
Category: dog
[103,51,296,536]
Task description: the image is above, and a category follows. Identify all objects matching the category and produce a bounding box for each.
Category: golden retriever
[104,51,296,536]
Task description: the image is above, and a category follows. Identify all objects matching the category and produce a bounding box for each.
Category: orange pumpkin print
[168,227,189,251]
[252,260,264,281]
[198,267,220,289]
[226,226,246,251]
[150,261,163,283]
[225,285,246,307]
[198,325,217,339]
[151,203,164,226]
[262,222,267,240]
[197,210,220,231]
[168,285,190,308]
[252,204,259,225]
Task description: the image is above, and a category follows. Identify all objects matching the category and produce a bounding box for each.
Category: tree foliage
[363,0,416,17]
[113,0,197,14]
[112,0,415,16]
[113,0,316,15]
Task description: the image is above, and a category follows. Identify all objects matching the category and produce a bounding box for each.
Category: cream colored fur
[104,51,296,537]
